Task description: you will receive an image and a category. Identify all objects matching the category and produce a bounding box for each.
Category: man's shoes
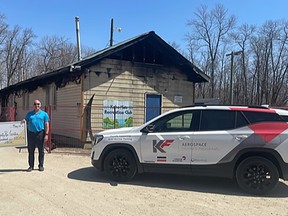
[39,166,44,172]
[27,167,33,172]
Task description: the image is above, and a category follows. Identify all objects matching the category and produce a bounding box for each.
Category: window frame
[149,110,197,133]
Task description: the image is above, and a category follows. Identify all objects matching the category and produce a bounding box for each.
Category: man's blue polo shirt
[25,109,49,133]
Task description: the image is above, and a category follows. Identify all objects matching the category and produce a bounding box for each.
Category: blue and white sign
[103,100,133,128]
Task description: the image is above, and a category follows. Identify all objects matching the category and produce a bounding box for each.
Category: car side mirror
[141,124,154,133]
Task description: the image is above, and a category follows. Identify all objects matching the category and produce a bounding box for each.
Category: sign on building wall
[103,100,133,128]
[0,121,27,147]
[174,95,183,103]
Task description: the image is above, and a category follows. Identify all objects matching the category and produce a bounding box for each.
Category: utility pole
[109,18,122,47]
[226,50,243,104]
[110,18,114,47]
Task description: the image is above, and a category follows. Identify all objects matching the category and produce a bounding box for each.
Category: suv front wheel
[236,156,279,195]
[104,149,137,181]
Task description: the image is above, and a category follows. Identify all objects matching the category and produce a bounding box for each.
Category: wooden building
[0,31,209,145]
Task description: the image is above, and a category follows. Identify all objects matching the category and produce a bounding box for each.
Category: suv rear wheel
[236,156,279,195]
[104,149,137,181]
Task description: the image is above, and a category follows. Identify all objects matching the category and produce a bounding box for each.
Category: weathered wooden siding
[84,59,194,134]
[14,94,27,120]
[4,58,195,143]
[52,82,82,139]
[14,87,47,120]
[12,83,82,140]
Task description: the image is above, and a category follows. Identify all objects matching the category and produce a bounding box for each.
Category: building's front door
[145,94,161,122]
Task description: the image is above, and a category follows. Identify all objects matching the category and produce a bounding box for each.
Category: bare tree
[33,35,96,75]
[230,24,256,104]
[186,5,288,106]
[1,25,35,86]
[0,14,8,52]
[0,14,8,88]
[250,20,288,105]
[33,35,78,74]
[186,4,236,98]
[169,41,181,51]
[81,46,96,57]
[268,21,288,105]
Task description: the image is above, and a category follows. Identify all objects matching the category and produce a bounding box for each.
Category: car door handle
[178,136,190,140]
[235,135,248,141]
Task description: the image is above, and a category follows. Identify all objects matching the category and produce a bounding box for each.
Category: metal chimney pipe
[75,16,82,61]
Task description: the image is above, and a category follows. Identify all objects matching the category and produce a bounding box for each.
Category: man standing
[24,99,49,172]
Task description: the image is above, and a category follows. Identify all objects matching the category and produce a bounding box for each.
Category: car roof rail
[182,104,270,109]
[247,105,269,109]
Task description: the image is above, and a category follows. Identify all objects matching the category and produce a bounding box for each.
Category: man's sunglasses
[34,103,41,106]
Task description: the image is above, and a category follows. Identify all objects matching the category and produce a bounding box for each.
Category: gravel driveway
[1,147,288,216]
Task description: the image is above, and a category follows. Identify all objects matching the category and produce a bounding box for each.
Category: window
[236,111,249,128]
[152,110,195,132]
[243,111,283,123]
[200,110,236,131]
[280,115,288,122]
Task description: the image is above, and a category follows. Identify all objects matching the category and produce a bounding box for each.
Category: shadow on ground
[0,169,27,173]
[67,167,288,198]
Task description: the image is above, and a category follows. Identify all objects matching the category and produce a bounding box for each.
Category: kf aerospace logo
[153,139,174,153]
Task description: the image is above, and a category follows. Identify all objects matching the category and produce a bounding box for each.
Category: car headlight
[92,135,104,146]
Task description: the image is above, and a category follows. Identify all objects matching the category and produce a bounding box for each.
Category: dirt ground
[1,147,288,216]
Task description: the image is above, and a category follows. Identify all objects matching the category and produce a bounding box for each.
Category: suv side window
[236,111,249,128]
[152,110,196,132]
[243,111,283,123]
[280,115,288,122]
[199,110,236,131]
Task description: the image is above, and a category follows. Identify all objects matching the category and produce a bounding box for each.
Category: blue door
[145,94,161,122]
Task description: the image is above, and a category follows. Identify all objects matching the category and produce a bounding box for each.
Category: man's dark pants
[27,131,45,168]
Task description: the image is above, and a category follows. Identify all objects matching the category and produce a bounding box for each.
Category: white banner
[0,121,27,147]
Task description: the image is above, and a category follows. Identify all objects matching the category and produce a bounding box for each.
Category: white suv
[91,105,288,195]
